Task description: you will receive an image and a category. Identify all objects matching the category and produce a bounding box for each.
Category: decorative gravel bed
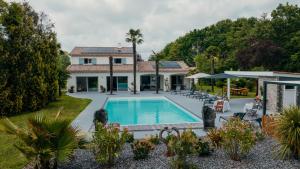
[59,138,300,169]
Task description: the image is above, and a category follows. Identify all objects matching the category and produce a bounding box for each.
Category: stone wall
[258,77,279,113]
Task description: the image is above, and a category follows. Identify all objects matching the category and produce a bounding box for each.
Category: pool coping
[102,96,203,131]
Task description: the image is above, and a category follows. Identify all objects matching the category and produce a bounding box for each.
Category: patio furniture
[219,112,246,122]
[183,89,195,97]
[213,100,230,113]
[171,86,181,94]
[214,100,224,112]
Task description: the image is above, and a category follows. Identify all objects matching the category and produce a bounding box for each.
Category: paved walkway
[69,91,257,138]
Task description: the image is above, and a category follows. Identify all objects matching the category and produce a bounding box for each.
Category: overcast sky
[11,0,300,59]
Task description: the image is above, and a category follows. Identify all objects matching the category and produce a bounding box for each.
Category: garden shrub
[147,134,160,145]
[196,138,211,156]
[275,106,300,160]
[164,134,178,157]
[255,131,265,141]
[91,123,129,166]
[207,128,222,148]
[169,129,198,169]
[125,131,135,143]
[0,111,84,169]
[131,139,154,160]
[220,118,256,161]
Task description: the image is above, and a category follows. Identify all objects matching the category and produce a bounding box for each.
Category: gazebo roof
[186,72,210,79]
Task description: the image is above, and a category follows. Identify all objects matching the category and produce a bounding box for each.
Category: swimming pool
[104,97,201,126]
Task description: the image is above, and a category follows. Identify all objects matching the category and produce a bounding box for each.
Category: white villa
[66,46,191,92]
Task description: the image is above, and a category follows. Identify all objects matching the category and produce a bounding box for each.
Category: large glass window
[88,77,98,91]
[171,75,184,90]
[117,77,128,91]
[106,76,128,91]
[76,77,98,92]
[76,77,87,92]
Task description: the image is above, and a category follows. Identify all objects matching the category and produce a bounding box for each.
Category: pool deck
[69,91,253,138]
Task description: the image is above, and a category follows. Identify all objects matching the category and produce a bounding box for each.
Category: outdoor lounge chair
[183,89,195,97]
[171,86,181,95]
[219,112,246,122]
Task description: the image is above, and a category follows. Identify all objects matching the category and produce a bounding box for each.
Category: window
[113,58,126,64]
[79,58,96,65]
[114,58,122,64]
[84,58,92,64]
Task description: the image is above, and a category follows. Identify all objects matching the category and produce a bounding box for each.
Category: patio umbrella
[186,73,210,90]
[186,72,210,79]
[203,73,239,79]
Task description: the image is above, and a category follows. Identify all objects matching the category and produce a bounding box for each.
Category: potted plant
[68,86,74,93]
[202,105,216,129]
[100,85,106,93]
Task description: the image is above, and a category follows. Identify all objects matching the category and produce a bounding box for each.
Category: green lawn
[197,85,256,99]
[0,94,91,169]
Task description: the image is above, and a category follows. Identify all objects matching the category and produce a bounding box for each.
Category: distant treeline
[151,3,300,73]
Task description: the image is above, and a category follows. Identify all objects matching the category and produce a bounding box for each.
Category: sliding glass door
[107,76,128,91]
[76,77,98,92]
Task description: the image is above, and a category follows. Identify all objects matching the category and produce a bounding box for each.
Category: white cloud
[9,0,300,59]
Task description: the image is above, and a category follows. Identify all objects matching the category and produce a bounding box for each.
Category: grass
[0,94,91,169]
[197,85,256,99]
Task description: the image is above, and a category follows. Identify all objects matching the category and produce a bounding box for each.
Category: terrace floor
[69,91,255,139]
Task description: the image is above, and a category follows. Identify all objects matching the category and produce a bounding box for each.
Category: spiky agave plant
[0,110,85,169]
[275,106,300,160]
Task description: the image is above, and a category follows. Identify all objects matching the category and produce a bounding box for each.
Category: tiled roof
[70,47,133,55]
[138,61,190,73]
[67,61,190,73]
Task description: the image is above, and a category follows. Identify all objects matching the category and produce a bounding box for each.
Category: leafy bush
[0,111,84,169]
[164,134,178,157]
[91,123,128,166]
[196,139,211,156]
[169,129,198,169]
[220,118,256,161]
[275,106,300,160]
[131,139,154,160]
[125,132,135,143]
[147,134,160,145]
[207,128,222,148]
[255,131,265,141]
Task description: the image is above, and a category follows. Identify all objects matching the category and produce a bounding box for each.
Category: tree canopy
[157,3,300,73]
[0,1,61,115]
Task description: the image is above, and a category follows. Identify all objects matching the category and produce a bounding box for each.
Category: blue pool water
[104,97,201,126]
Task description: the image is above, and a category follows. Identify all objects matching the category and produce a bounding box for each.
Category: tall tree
[0,1,60,115]
[125,29,143,94]
[57,50,70,96]
[205,46,220,92]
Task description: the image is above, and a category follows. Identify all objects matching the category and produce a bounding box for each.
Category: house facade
[67,47,191,92]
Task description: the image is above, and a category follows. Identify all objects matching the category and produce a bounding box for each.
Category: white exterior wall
[67,72,188,92]
[71,57,79,64]
[67,72,134,92]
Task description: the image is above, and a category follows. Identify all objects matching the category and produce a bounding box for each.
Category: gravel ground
[59,138,300,169]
